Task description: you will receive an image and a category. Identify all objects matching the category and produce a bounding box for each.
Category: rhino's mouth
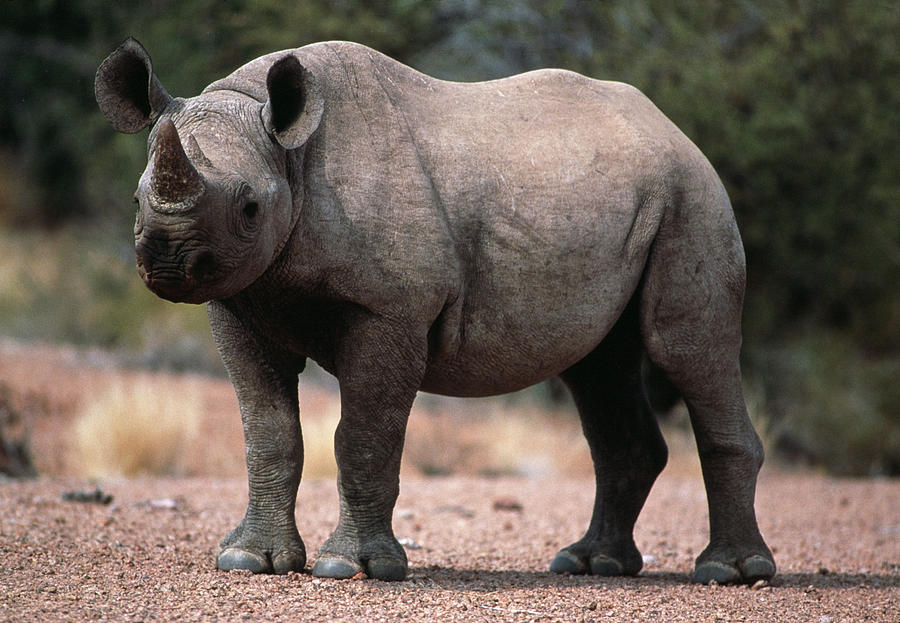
[142,269,194,302]
[136,245,218,304]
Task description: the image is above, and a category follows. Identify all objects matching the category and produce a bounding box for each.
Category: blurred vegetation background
[0,0,897,476]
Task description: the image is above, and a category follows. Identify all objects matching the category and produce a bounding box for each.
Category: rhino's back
[205,42,689,191]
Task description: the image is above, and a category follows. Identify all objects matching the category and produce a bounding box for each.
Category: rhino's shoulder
[201,41,406,102]
[202,51,287,102]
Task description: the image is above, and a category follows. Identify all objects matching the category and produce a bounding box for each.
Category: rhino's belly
[419,270,639,397]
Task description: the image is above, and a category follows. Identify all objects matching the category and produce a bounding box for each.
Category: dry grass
[73,377,202,479]
[1,340,705,481]
[298,392,340,480]
[404,397,593,478]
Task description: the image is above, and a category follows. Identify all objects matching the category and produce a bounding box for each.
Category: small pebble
[398,537,423,550]
[750,579,769,590]
[62,488,113,505]
[492,497,523,512]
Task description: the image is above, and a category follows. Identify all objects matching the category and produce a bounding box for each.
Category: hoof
[312,555,407,581]
[367,557,408,581]
[740,554,776,582]
[550,550,633,576]
[217,547,305,575]
[272,549,307,575]
[550,550,588,575]
[589,553,625,576]
[312,555,364,579]
[693,553,776,585]
[217,547,270,574]
[693,560,741,584]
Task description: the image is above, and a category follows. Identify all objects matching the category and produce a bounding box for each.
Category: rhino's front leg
[312,317,425,581]
[208,301,306,575]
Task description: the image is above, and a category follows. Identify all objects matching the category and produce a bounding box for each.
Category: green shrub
[0,227,220,373]
[747,335,900,476]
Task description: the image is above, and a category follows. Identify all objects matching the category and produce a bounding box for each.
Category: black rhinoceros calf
[95,38,775,584]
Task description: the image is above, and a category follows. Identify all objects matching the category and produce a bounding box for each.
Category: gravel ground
[2,471,898,622]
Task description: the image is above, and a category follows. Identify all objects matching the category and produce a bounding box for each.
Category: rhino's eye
[243,201,259,220]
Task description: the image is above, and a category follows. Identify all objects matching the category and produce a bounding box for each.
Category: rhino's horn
[151,118,204,202]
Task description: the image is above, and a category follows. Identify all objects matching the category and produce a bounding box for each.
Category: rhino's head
[95,38,323,303]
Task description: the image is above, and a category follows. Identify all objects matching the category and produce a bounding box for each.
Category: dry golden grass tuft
[1,340,704,481]
[298,393,340,480]
[73,377,202,479]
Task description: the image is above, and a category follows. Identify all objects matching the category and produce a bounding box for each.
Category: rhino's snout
[135,233,218,302]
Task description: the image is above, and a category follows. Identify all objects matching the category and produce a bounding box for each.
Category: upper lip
[142,268,197,302]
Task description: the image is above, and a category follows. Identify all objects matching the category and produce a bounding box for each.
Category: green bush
[747,335,900,476]
[0,228,220,373]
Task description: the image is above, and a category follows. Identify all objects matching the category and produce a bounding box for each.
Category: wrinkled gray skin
[95,38,775,584]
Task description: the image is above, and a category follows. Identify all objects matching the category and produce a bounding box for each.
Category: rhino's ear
[261,54,324,150]
[95,37,172,134]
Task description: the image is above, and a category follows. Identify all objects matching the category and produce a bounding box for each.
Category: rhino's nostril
[188,250,217,280]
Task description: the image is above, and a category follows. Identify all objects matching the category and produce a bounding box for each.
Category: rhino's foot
[216,521,306,575]
[692,544,776,585]
[312,533,408,581]
[549,539,643,577]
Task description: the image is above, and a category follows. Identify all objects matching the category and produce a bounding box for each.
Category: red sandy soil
[1,340,898,621]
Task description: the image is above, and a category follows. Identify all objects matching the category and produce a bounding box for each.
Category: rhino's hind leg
[649,352,775,585]
[551,300,668,577]
[639,185,775,584]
